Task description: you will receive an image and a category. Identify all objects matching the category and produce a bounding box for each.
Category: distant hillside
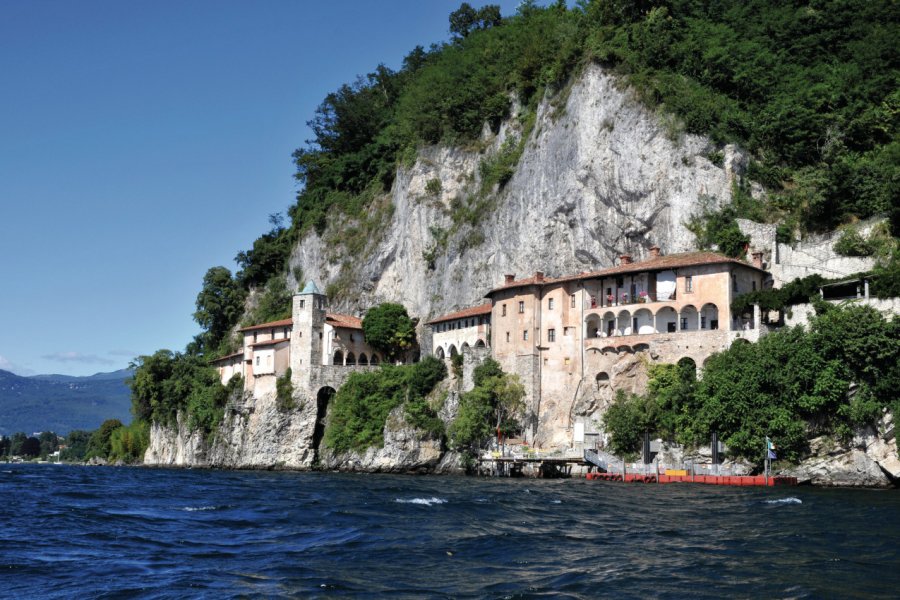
[0,369,132,436]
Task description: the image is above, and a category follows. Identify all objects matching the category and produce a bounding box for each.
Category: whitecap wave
[394,497,447,506]
[181,505,220,512]
[765,497,802,505]
[550,500,562,504]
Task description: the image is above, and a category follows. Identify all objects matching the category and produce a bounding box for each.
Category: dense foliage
[129,350,235,436]
[603,304,899,464]
[323,357,447,453]
[448,358,525,455]
[361,303,417,362]
[193,266,247,355]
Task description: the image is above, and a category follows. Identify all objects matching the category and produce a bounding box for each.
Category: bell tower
[291,281,326,392]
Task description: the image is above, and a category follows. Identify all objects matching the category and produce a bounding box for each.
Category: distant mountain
[0,369,133,436]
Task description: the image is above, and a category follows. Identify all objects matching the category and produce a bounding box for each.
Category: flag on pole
[766,436,777,460]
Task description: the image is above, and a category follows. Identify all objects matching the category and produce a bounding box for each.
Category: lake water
[2,464,898,598]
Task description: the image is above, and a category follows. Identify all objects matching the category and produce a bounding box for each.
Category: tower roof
[299,281,321,295]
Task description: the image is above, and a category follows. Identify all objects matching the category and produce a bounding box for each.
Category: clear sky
[0,0,525,377]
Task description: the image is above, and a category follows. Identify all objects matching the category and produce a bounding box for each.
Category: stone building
[427,302,492,359]
[211,282,383,399]
[484,249,771,448]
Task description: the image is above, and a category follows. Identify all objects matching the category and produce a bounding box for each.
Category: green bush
[108,420,150,464]
[276,368,295,411]
[834,227,876,257]
[324,357,447,452]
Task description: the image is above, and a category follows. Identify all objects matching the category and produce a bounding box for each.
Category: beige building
[486,249,770,448]
[211,283,383,397]
[427,302,492,359]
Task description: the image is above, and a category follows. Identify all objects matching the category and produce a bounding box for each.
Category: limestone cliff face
[288,64,742,320]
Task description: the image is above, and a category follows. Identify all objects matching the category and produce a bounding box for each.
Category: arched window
[333,350,344,366]
[700,303,719,330]
[596,372,610,390]
[346,352,356,366]
[679,305,699,330]
[370,354,380,365]
[475,339,486,348]
[435,347,445,359]
[358,353,368,366]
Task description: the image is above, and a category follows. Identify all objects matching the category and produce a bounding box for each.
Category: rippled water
[2,464,898,598]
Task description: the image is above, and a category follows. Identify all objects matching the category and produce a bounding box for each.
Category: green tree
[449,359,525,454]
[21,437,41,457]
[86,419,124,460]
[9,432,27,456]
[362,303,416,362]
[193,266,246,354]
[38,431,59,458]
[60,429,92,462]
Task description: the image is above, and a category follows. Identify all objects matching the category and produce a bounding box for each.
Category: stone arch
[358,353,368,366]
[655,306,677,333]
[601,346,617,354]
[462,342,470,350]
[448,344,458,357]
[633,343,650,353]
[333,350,344,366]
[602,311,617,337]
[616,345,634,354]
[700,303,719,330]
[595,371,610,390]
[617,309,632,335]
[586,314,602,338]
[312,386,336,458]
[475,339,486,348]
[435,346,445,359]
[680,305,699,330]
[346,352,356,366]
[370,354,380,365]
[731,337,751,346]
[633,308,654,334]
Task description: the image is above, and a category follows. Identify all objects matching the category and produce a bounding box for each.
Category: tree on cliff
[85,419,124,460]
[449,359,525,455]
[193,266,246,355]
[449,3,502,39]
[362,303,416,362]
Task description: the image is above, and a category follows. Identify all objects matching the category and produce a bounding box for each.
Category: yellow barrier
[665,469,688,476]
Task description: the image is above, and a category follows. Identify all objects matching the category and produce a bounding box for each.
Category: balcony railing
[586,292,675,309]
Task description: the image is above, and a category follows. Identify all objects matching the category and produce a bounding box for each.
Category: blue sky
[0,0,525,376]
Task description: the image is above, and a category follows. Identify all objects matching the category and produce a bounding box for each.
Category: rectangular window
[523,330,528,341]
[299,299,305,309]
[518,301,525,314]
[564,357,571,366]
[350,334,355,342]
[701,316,706,329]
[680,317,688,330]
[253,332,258,343]
[255,356,260,366]
[732,275,738,292]
[548,298,554,310]
[502,304,507,316]
[548,328,556,342]
[685,276,693,293]
[752,281,757,291]
[505,332,510,342]
[564,327,572,336]
[632,317,638,332]
[570,294,576,308]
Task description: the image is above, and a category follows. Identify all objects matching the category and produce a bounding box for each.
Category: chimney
[535,271,544,282]
[649,245,661,258]
[751,251,763,269]
[504,274,515,284]
[620,254,632,265]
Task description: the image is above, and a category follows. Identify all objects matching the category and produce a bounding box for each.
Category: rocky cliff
[287,64,743,321]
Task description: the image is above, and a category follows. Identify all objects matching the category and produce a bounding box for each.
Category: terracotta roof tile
[326,312,363,330]
[427,302,493,325]
[486,252,766,296]
[209,350,245,364]
[250,337,291,348]
[238,318,293,332]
